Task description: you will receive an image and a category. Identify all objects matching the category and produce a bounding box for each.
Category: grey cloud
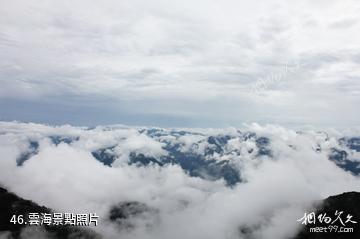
[1,0,360,126]
[329,18,358,29]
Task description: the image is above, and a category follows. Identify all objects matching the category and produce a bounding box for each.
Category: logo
[297,211,357,233]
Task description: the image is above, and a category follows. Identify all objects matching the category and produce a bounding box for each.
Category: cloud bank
[1,0,360,126]
[0,121,359,238]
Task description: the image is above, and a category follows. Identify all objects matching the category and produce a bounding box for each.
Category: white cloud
[0,121,360,238]
[1,0,360,126]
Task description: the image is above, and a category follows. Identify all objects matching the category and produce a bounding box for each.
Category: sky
[0,0,360,127]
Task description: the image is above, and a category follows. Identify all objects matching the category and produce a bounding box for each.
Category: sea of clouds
[0,121,360,239]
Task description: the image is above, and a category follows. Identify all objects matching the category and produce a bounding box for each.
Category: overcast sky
[0,0,359,127]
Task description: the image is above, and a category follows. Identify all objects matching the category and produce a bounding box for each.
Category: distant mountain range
[15,127,360,186]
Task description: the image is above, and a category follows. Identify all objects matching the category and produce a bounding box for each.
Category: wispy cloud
[1,0,360,126]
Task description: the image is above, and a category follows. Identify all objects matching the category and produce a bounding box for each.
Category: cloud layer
[1,0,360,126]
[0,121,360,238]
